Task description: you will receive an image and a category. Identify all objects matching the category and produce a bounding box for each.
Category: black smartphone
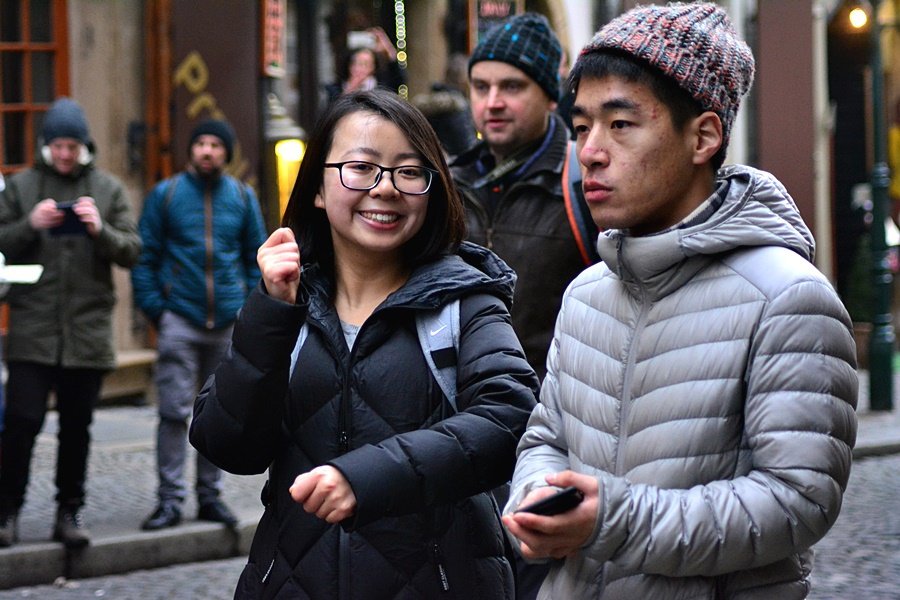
[516,486,584,516]
[50,201,88,236]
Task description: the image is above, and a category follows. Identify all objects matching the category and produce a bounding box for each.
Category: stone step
[99,348,157,405]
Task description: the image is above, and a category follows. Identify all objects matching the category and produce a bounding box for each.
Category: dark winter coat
[131,170,267,330]
[190,242,539,599]
[0,157,141,369]
[451,114,584,380]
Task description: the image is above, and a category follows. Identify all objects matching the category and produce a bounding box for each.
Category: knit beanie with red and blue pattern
[580,2,754,149]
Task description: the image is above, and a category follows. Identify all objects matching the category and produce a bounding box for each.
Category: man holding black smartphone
[502,5,857,598]
[0,97,141,549]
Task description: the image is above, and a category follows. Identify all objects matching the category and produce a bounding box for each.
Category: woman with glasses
[190,89,539,599]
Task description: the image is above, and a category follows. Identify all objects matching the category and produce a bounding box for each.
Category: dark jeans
[0,361,104,510]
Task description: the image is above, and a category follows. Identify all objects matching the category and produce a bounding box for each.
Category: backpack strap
[161,173,182,238]
[416,299,461,414]
[288,298,462,413]
[289,322,309,377]
[562,141,601,266]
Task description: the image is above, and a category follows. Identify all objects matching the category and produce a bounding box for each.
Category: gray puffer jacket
[506,165,858,599]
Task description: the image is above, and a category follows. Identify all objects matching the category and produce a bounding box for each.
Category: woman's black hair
[281,89,466,272]
[567,50,727,169]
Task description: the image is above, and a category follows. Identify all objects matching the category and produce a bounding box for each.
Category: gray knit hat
[41,97,92,146]
[469,12,562,101]
[580,2,754,148]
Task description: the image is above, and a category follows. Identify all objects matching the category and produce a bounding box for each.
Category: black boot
[53,504,90,549]
[0,508,19,548]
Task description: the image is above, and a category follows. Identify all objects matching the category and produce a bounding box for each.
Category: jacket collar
[598,165,815,300]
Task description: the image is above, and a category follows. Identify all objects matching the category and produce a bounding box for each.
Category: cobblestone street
[0,451,897,599]
[809,453,900,599]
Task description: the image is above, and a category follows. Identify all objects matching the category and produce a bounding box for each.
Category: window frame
[0,0,70,174]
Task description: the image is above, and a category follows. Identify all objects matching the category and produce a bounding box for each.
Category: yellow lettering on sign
[187,93,225,120]
[173,51,253,187]
[173,51,209,93]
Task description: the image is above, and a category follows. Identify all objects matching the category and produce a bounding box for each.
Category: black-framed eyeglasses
[324,160,437,195]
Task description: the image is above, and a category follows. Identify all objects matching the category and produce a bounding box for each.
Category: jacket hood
[401,241,517,309]
[304,241,517,316]
[598,165,816,299]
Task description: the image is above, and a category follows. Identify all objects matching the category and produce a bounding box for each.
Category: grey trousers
[154,311,233,506]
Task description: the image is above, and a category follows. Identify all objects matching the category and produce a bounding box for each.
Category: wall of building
[756,0,817,228]
[67,0,146,352]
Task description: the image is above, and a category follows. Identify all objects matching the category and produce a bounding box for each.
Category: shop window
[0,0,69,174]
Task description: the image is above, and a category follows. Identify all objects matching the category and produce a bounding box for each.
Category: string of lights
[394,0,409,99]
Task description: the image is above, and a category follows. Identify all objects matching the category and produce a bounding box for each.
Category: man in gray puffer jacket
[501,4,858,599]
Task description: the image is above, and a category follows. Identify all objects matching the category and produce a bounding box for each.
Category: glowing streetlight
[850,6,869,28]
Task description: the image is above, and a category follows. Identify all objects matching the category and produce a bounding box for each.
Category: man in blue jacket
[132,119,267,530]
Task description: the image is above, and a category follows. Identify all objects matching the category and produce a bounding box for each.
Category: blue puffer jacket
[131,170,267,330]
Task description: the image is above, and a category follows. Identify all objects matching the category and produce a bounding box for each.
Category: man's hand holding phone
[70,197,103,237]
[502,471,599,560]
[29,198,66,230]
[42,197,100,237]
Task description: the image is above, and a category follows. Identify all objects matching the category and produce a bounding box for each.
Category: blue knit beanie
[41,98,92,146]
[468,13,562,101]
[189,119,236,162]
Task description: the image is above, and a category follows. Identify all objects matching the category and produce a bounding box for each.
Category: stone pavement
[0,405,266,590]
[0,371,899,591]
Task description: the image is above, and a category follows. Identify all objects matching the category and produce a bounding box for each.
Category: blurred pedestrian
[190,89,538,598]
[501,5,858,598]
[0,250,9,443]
[412,53,478,157]
[452,12,591,384]
[325,27,406,102]
[0,97,142,548]
[132,119,267,531]
[888,97,900,222]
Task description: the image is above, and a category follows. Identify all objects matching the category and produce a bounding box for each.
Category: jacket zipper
[338,339,353,453]
[464,191,495,250]
[339,529,352,600]
[613,239,647,476]
[338,365,351,453]
[261,556,275,583]
[203,184,216,329]
[463,181,557,251]
[432,542,451,592]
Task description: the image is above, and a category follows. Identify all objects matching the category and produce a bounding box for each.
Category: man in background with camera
[132,119,266,532]
[0,97,142,549]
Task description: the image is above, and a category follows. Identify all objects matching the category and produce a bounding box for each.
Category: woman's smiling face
[315,111,430,262]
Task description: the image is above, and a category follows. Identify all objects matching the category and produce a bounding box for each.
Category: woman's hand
[289,466,357,524]
[370,26,397,61]
[257,227,301,304]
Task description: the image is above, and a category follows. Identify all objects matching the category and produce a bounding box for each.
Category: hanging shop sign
[468,0,524,51]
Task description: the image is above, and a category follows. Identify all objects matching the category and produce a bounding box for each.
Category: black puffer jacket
[451,114,585,381]
[190,242,539,599]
